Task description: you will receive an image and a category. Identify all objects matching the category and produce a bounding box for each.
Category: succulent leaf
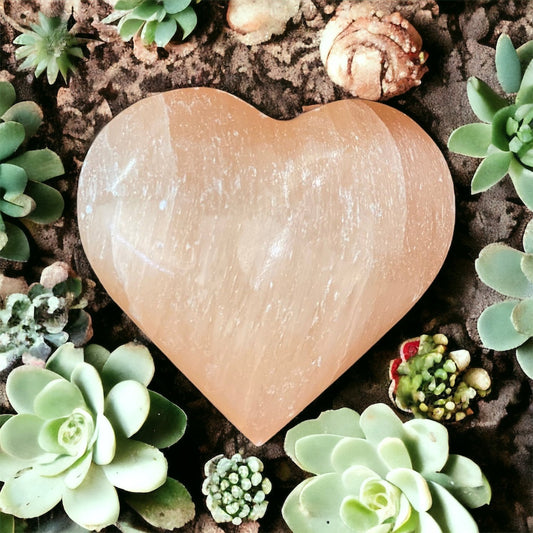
[516,59,533,106]
[377,438,412,471]
[0,221,30,261]
[516,339,533,379]
[385,468,432,512]
[5,366,59,413]
[447,123,492,157]
[517,40,533,72]
[495,34,522,93]
[510,297,533,335]
[0,82,16,116]
[331,438,387,478]
[293,434,343,474]
[0,122,25,161]
[403,419,449,475]
[7,148,64,182]
[173,6,197,38]
[509,157,533,210]
[101,342,155,390]
[466,77,507,123]
[478,300,528,351]
[33,379,85,419]
[1,101,43,140]
[163,0,191,13]
[154,18,177,47]
[23,181,64,223]
[523,218,533,253]
[470,150,511,193]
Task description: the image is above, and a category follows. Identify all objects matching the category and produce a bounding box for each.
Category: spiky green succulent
[13,12,85,84]
[0,342,194,531]
[102,0,202,48]
[202,453,272,525]
[448,34,533,207]
[389,334,491,422]
[283,405,491,533]
[0,81,64,261]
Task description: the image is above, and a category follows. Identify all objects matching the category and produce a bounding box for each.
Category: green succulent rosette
[283,405,491,533]
[0,342,194,531]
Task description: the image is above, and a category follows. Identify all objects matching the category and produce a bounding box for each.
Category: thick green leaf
[33,379,85,419]
[475,243,533,298]
[467,77,508,122]
[140,19,157,44]
[23,180,64,223]
[0,163,27,198]
[93,414,116,466]
[340,497,379,531]
[118,17,145,40]
[293,434,344,474]
[71,362,105,415]
[517,41,533,73]
[509,157,533,210]
[478,300,529,350]
[0,512,14,533]
[523,218,533,254]
[0,221,29,261]
[495,34,522,93]
[360,403,406,444]
[330,437,387,478]
[403,419,449,474]
[163,0,191,14]
[46,343,85,379]
[101,343,155,390]
[516,338,533,379]
[173,6,196,38]
[154,18,177,47]
[491,105,517,151]
[0,414,45,459]
[377,437,412,470]
[115,0,144,9]
[6,366,60,413]
[7,149,64,181]
[447,123,492,157]
[0,122,25,161]
[131,1,165,21]
[511,297,533,335]
[0,193,34,218]
[83,344,111,373]
[124,477,195,529]
[516,60,533,106]
[470,150,511,193]
[1,101,43,140]
[0,82,16,116]
[386,468,431,512]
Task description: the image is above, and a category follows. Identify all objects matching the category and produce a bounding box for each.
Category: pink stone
[78,88,455,445]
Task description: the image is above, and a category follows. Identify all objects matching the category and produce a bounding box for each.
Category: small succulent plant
[0,262,93,371]
[202,453,272,525]
[283,404,491,533]
[13,12,85,84]
[102,0,202,48]
[0,342,194,530]
[448,34,533,208]
[0,80,64,261]
[389,334,491,422]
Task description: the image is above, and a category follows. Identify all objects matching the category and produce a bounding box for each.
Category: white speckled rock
[78,88,454,444]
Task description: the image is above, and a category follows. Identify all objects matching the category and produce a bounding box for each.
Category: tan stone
[78,88,454,444]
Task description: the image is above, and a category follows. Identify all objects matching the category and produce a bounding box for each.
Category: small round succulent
[13,12,85,85]
[0,342,194,530]
[0,81,64,261]
[202,453,272,525]
[102,0,202,48]
[448,34,533,208]
[389,334,491,422]
[283,404,491,533]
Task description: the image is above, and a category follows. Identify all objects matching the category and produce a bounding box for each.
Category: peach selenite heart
[78,88,454,444]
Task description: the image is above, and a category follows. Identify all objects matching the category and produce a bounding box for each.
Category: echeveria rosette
[282,405,491,533]
[0,342,194,531]
[102,0,202,48]
[448,34,533,208]
[0,81,64,261]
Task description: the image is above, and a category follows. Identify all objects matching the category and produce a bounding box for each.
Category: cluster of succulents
[282,404,491,533]
[448,34,533,206]
[202,453,272,525]
[389,334,491,422]
[14,12,85,84]
[102,0,202,48]
[0,262,92,371]
[0,81,64,261]
[0,342,194,531]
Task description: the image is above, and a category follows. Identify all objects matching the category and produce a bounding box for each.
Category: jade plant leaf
[7,148,64,181]
[516,339,533,378]
[2,101,43,140]
[447,123,492,157]
[470,151,512,193]
[496,34,522,93]
[466,77,507,122]
[478,300,529,350]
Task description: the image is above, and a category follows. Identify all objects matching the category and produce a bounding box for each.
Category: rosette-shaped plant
[0,342,194,531]
[14,12,85,84]
[389,334,491,422]
[448,34,533,207]
[102,0,202,48]
[0,81,64,261]
[283,404,491,533]
[202,453,272,525]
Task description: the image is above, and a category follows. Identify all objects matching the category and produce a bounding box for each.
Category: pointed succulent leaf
[0,81,16,115]
[6,366,60,413]
[511,297,533,335]
[93,414,116,466]
[386,468,432,512]
[478,300,529,350]
[33,379,85,419]
[1,101,43,140]
[141,19,158,44]
[0,221,30,261]
[521,254,533,284]
[403,419,449,474]
[0,122,25,161]
[516,338,533,378]
[331,437,387,477]
[23,180,64,223]
[293,434,344,474]
[173,6,197,38]
[495,34,522,93]
[475,243,533,298]
[491,105,518,151]
[0,414,45,459]
[466,77,508,122]
[63,464,120,531]
[71,362,104,415]
[163,0,191,14]
[516,59,533,106]
[7,148,64,182]
[154,18,177,47]
[509,158,533,210]
[340,496,379,531]
[447,123,492,157]
[360,403,406,444]
[517,41,533,72]
[101,343,155,390]
[523,219,533,254]
[377,437,412,470]
[470,150,511,194]
[123,477,195,530]
[133,390,187,448]
[46,343,85,379]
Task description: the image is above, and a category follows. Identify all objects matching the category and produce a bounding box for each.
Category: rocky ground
[0,0,532,531]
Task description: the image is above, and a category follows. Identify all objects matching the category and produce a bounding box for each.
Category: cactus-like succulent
[102,0,202,48]
[0,81,64,261]
[0,262,93,371]
[0,342,194,530]
[283,404,491,533]
[202,453,272,525]
[389,334,491,422]
[448,34,533,207]
[13,12,85,84]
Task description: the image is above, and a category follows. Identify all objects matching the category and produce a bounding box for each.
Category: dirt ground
[0,0,532,531]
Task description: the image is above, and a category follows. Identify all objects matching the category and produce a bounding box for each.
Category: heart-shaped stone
[78,88,454,444]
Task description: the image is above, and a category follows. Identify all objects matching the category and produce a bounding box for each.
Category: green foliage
[389,335,491,422]
[282,405,491,533]
[102,0,202,47]
[202,453,272,525]
[448,34,533,208]
[13,12,85,85]
[0,81,64,261]
[0,342,193,531]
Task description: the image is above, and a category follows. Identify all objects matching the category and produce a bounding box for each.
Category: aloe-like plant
[389,334,491,421]
[102,0,202,48]
[202,453,272,526]
[0,81,64,261]
[283,404,491,533]
[0,342,194,531]
[448,34,533,207]
[13,12,85,84]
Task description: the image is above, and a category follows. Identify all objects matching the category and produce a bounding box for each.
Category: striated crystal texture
[78,88,455,444]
